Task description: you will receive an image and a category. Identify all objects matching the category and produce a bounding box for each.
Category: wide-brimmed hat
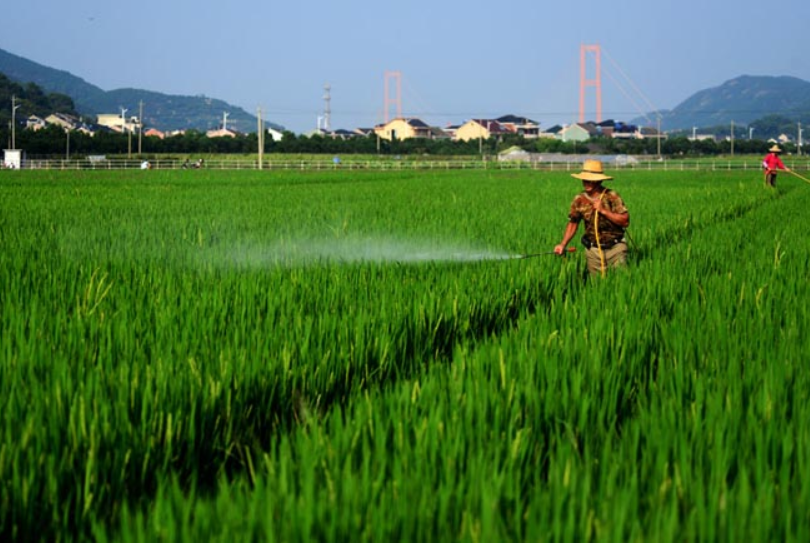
[769,145,782,153]
[571,159,613,182]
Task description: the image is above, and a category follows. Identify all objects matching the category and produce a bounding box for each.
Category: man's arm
[554,221,580,254]
[593,197,630,228]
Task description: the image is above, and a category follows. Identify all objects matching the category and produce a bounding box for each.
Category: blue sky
[4,0,809,133]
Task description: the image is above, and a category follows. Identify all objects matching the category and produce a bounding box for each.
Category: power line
[601,47,660,118]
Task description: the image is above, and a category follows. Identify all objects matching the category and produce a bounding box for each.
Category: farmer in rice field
[554,159,630,277]
[762,144,790,188]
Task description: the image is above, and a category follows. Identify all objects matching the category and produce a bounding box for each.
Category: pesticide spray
[222,236,574,269]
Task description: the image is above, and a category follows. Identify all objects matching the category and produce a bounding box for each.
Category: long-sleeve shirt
[763,153,786,171]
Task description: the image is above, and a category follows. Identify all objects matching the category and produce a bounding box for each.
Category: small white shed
[3,149,23,169]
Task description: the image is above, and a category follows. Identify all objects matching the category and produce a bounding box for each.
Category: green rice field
[1,167,809,541]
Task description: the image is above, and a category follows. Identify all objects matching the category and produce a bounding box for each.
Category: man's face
[582,180,601,193]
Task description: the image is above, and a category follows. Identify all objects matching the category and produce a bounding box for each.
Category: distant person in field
[762,145,790,187]
[554,159,630,277]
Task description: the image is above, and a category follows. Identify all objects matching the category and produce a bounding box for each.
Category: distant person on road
[763,145,790,187]
[554,159,630,277]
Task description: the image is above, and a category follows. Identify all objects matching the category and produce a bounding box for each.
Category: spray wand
[789,170,810,184]
[515,247,576,260]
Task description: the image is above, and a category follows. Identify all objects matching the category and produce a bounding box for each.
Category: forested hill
[636,75,810,132]
[0,72,79,127]
[0,47,281,133]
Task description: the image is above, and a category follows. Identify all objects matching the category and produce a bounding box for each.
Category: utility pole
[323,84,331,132]
[798,122,803,156]
[730,120,735,156]
[257,107,264,170]
[656,114,662,159]
[11,95,21,149]
[138,100,143,155]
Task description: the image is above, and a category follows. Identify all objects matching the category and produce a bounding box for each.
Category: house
[611,122,639,139]
[557,122,598,142]
[46,113,81,131]
[539,125,563,139]
[267,127,284,141]
[454,119,509,142]
[638,126,667,140]
[596,119,617,138]
[44,113,98,135]
[97,113,140,133]
[443,124,461,139]
[374,118,433,141]
[426,126,451,140]
[326,129,362,140]
[144,128,165,139]
[496,115,541,138]
[206,128,238,138]
[26,115,47,131]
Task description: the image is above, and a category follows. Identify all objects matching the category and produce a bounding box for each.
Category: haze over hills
[634,75,810,132]
[3,46,810,136]
[0,47,282,133]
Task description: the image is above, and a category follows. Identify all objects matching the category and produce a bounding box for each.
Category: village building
[454,119,509,142]
[46,113,81,131]
[267,127,284,142]
[557,122,599,142]
[496,115,541,138]
[26,115,47,131]
[374,118,433,141]
[96,113,140,133]
[206,127,238,138]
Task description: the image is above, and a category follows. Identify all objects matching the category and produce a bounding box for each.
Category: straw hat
[571,159,613,182]
[769,145,782,153]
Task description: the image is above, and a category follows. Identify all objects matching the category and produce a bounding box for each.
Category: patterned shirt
[567,188,628,244]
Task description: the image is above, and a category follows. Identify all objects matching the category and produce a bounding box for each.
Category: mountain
[634,75,810,132]
[0,47,283,133]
